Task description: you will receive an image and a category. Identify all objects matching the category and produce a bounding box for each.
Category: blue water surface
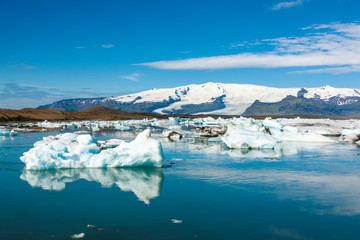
[1,130,360,240]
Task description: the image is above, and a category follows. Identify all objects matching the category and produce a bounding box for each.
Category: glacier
[40,82,360,115]
[20,129,164,170]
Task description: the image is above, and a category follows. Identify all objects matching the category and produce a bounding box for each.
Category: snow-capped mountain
[39,83,360,116]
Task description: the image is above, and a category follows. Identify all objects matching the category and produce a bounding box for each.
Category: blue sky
[1,0,360,108]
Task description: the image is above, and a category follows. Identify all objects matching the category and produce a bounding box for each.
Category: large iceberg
[20,129,164,170]
[20,168,164,204]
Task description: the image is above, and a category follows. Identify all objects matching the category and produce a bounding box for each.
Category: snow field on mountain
[104,82,360,115]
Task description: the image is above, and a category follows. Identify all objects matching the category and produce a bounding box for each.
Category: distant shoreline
[1,106,359,123]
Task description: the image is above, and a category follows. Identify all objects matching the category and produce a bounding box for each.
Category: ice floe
[20,129,164,170]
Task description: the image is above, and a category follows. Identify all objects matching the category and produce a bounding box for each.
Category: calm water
[1,130,360,239]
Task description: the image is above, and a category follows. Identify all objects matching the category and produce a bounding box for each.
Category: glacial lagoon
[1,126,360,239]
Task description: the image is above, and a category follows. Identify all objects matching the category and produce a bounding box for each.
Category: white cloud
[75,46,86,49]
[9,63,36,70]
[291,65,360,74]
[271,0,305,10]
[101,44,115,48]
[137,22,360,74]
[119,73,144,81]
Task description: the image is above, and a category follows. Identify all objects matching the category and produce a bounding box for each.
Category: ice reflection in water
[20,168,164,204]
[164,138,360,216]
[176,165,360,216]
[164,137,342,159]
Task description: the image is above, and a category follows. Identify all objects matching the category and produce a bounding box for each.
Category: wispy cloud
[137,22,360,74]
[271,0,305,10]
[9,63,36,70]
[119,73,144,81]
[101,44,115,48]
[291,65,360,74]
[75,46,86,49]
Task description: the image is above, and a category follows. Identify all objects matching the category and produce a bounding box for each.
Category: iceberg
[221,126,278,149]
[262,119,334,142]
[20,168,164,204]
[20,129,164,170]
[0,128,18,137]
[340,129,360,143]
[194,125,227,137]
[162,130,183,140]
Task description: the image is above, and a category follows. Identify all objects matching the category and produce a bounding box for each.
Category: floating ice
[171,219,183,224]
[221,126,278,149]
[21,168,164,204]
[20,129,164,170]
[340,129,360,143]
[114,123,131,131]
[37,120,63,128]
[70,233,85,239]
[162,130,183,140]
[0,128,18,137]
[194,125,227,137]
[262,119,334,142]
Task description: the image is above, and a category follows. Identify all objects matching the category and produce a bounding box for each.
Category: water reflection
[167,138,345,159]
[224,141,342,159]
[20,168,164,204]
[175,165,360,216]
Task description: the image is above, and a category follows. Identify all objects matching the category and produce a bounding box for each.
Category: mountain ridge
[38,82,360,117]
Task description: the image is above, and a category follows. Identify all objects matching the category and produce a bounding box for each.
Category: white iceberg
[20,129,164,170]
[221,126,278,149]
[262,119,334,142]
[0,128,18,137]
[339,129,360,143]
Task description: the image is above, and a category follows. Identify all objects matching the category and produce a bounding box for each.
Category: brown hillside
[0,107,154,122]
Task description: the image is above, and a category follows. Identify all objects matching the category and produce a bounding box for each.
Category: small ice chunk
[339,129,360,143]
[171,219,183,224]
[87,224,95,228]
[114,124,131,131]
[71,233,85,239]
[194,125,227,137]
[162,130,183,140]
